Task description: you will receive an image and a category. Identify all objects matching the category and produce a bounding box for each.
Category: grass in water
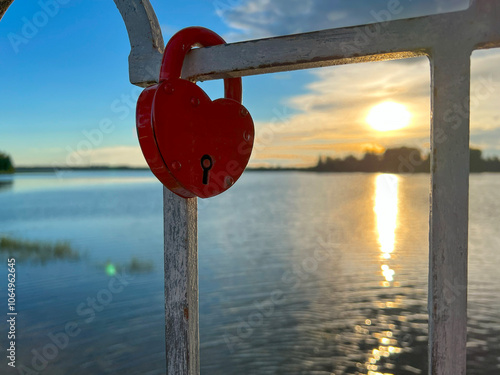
[128,257,154,273]
[104,257,154,275]
[0,236,80,263]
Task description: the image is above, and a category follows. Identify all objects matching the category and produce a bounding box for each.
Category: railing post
[428,47,471,375]
[163,189,199,375]
[113,0,164,86]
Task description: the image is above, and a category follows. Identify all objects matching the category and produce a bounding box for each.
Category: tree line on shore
[3,148,500,174]
[0,152,14,174]
[311,147,500,173]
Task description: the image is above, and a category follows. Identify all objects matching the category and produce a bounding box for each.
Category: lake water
[0,171,499,375]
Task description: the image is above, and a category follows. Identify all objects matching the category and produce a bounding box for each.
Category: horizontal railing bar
[178,1,499,82]
[182,19,432,81]
[119,0,500,86]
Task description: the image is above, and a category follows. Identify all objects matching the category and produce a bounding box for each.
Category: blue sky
[1,0,499,167]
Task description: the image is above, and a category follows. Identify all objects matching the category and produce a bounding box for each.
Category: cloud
[213,0,500,168]
[220,0,470,41]
[248,57,430,167]
[160,24,179,40]
[470,49,500,135]
[247,49,500,167]
[64,146,147,167]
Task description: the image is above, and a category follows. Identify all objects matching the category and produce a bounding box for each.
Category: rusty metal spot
[184,307,189,320]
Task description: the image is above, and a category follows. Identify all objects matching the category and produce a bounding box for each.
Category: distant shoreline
[10,166,500,174]
[7,146,500,174]
[14,166,150,173]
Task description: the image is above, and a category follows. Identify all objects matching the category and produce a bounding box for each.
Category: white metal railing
[110,1,500,374]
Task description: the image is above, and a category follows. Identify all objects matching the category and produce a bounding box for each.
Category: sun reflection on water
[381,264,395,282]
[374,174,399,259]
[365,174,402,375]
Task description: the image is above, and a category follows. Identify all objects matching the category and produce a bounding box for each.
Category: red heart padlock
[136,27,254,199]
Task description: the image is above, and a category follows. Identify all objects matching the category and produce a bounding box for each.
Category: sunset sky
[1,0,499,168]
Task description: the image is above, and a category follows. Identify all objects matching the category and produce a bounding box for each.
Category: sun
[366,101,411,132]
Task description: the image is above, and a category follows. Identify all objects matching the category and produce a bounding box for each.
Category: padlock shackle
[159,27,242,103]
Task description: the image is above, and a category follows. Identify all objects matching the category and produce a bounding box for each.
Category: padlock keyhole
[201,155,213,185]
